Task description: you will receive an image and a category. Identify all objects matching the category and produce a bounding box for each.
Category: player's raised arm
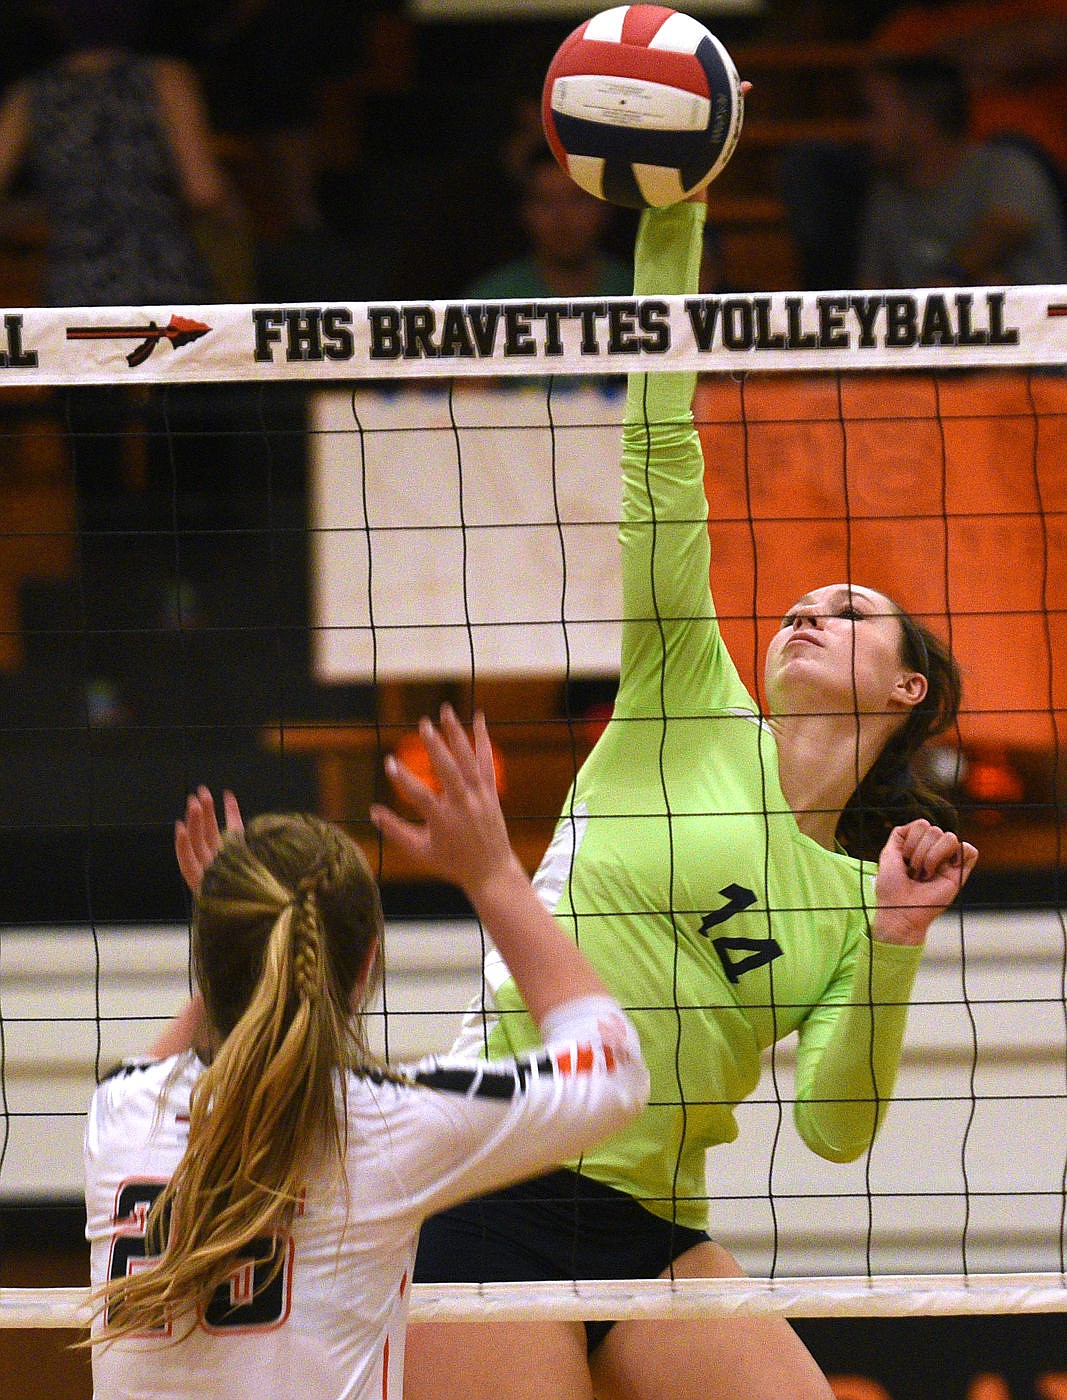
[371,705,616,1029]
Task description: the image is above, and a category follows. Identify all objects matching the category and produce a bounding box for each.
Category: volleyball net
[0,284,1065,1336]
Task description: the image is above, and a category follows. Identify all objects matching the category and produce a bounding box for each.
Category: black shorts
[413,1168,711,1352]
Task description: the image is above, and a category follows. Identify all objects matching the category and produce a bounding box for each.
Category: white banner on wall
[309,384,626,681]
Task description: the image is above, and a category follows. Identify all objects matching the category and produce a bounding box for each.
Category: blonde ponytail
[93,814,385,1342]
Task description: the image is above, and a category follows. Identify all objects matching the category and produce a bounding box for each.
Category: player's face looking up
[764,583,928,724]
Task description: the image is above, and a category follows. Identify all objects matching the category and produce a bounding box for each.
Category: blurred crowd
[2,0,1066,308]
[782,0,1067,288]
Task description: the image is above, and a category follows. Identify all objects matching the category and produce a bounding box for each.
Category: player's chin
[766,647,821,691]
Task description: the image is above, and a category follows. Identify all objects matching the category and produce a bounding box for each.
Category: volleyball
[542,4,744,209]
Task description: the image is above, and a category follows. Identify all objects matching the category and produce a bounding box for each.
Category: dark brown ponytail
[837,607,962,862]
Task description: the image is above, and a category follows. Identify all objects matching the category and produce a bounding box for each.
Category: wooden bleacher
[263,679,595,881]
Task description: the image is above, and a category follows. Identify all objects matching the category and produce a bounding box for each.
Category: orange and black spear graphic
[66,314,210,367]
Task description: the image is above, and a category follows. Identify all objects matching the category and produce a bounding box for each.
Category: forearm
[147,992,208,1060]
[465,858,610,1029]
[624,200,705,432]
[621,200,708,521]
[794,936,922,1161]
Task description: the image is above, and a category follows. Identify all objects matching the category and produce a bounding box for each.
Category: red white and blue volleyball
[542,5,744,208]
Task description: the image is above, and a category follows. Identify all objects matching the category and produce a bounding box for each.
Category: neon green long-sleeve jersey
[478,199,923,1231]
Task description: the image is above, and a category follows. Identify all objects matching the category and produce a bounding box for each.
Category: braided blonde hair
[94,813,385,1342]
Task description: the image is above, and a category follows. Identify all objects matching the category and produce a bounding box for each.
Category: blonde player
[83,706,649,1400]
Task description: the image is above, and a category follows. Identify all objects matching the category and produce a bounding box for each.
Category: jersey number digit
[202,1234,294,1333]
[107,1181,169,1333]
[109,1178,293,1332]
[698,884,783,984]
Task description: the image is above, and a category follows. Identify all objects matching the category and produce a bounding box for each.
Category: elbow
[806,1136,870,1165]
[795,1102,885,1164]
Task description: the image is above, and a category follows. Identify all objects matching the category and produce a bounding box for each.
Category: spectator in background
[0,0,258,733]
[464,140,632,302]
[458,140,632,396]
[0,0,251,516]
[0,0,248,305]
[875,0,1067,193]
[854,54,1067,287]
[781,0,1067,288]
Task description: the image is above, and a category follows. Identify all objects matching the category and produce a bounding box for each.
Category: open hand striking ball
[542,4,744,208]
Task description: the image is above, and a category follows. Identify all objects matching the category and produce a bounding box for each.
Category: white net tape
[3,286,1066,386]
[3,1274,1066,1330]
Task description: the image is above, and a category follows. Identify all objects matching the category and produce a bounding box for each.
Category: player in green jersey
[405,193,978,1400]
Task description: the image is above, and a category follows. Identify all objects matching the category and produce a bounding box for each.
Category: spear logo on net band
[65,315,211,367]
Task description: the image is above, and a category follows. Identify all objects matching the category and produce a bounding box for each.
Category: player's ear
[892,668,928,711]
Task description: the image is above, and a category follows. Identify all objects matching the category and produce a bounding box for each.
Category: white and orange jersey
[84,995,647,1400]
